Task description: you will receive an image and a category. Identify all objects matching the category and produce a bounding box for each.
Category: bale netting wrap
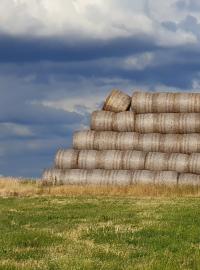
[178,173,200,185]
[188,153,200,174]
[73,131,200,153]
[54,149,79,169]
[131,91,200,113]
[103,89,131,112]
[135,113,200,133]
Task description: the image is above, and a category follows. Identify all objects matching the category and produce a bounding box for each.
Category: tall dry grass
[0,176,200,197]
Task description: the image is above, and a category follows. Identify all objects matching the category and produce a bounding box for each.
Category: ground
[0,179,200,270]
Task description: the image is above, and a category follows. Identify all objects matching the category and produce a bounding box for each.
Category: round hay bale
[54,149,79,169]
[178,173,200,185]
[178,113,200,133]
[42,168,64,185]
[73,130,96,150]
[138,133,161,152]
[103,89,131,112]
[99,150,123,169]
[113,112,135,131]
[160,134,182,153]
[94,131,118,150]
[91,111,114,131]
[78,150,99,169]
[100,170,132,185]
[132,170,155,184]
[188,153,200,174]
[154,171,178,185]
[145,152,169,171]
[168,153,189,173]
[180,134,200,154]
[175,93,200,112]
[131,91,153,113]
[132,91,200,113]
[135,114,155,133]
[116,132,139,150]
[122,150,146,170]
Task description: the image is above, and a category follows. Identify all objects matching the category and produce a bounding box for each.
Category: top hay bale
[103,89,131,112]
[131,91,200,113]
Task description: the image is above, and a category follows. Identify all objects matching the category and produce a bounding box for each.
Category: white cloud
[0,123,33,136]
[0,0,197,46]
[123,52,155,70]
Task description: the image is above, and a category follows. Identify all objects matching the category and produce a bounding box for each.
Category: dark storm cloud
[0,33,157,62]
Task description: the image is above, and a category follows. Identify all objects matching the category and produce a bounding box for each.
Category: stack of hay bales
[42,89,200,186]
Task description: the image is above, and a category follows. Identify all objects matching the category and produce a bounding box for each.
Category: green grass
[1,196,200,270]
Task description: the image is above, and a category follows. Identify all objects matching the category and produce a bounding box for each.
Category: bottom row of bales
[42,169,200,186]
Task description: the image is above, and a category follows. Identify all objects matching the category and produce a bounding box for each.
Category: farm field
[1,178,200,269]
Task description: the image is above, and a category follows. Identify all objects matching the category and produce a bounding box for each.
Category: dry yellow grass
[0,176,200,197]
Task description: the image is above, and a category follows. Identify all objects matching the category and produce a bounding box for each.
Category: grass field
[1,178,200,269]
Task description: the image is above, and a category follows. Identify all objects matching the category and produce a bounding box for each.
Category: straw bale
[131,170,155,184]
[132,91,200,113]
[116,132,139,150]
[122,150,146,170]
[178,173,200,185]
[54,149,78,169]
[153,171,178,185]
[188,153,200,174]
[138,133,161,152]
[78,150,99,169]
[91,111,114,131]
[145,152,169,171]
[91,111,135,132]
[103,89,131,112]
[42,168,64,185]
[160,134,182,153]
[73,130,95,150]
[99,150,123,169]
[180,134,200,154]
[94,131,118,150]
[168,153,189,173]
[113,111,135,131]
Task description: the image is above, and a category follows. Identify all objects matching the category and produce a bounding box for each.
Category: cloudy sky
[1,0,200,177]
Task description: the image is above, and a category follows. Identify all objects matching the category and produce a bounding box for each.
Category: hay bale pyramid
[42,89,200,186]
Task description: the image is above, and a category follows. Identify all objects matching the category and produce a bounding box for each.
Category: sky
[1,0,200,177]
